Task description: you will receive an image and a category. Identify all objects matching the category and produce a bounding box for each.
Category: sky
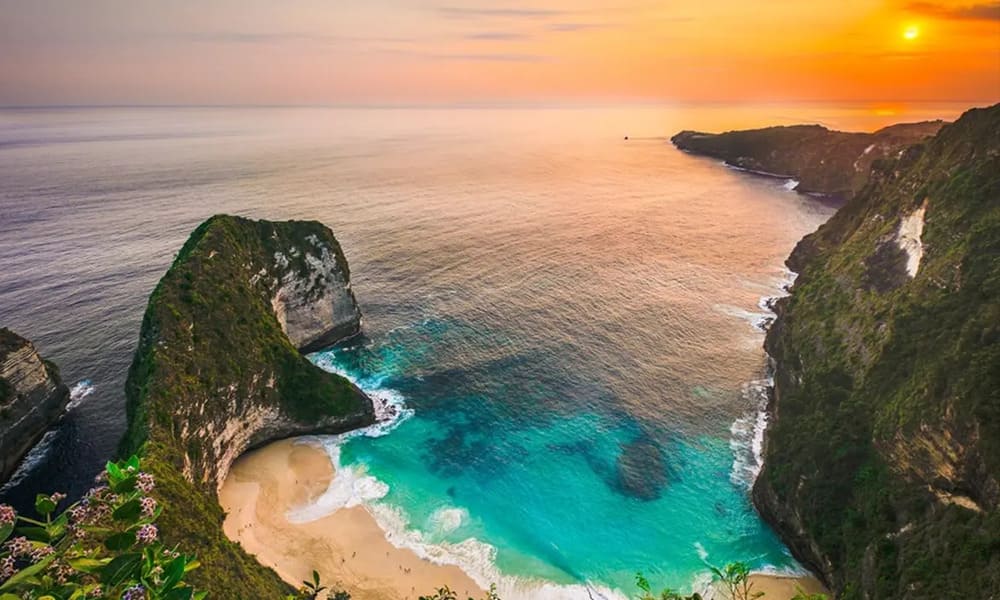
[0,0,998,105]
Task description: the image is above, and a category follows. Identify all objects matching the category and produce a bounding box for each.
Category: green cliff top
[757,104,1000,598]
[121,215,373,597]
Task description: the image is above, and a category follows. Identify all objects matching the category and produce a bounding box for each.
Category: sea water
[0,103,970,596]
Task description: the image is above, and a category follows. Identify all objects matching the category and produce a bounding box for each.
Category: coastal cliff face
[0,328,70,484]
[754,105,999,598]
[121,215,374,596]
[671,121,944,199]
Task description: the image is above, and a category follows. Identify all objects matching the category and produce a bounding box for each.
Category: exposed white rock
[895,203,927,277]
[270,243,361,351]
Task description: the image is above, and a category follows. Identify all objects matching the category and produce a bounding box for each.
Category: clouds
[905,1,1000,20]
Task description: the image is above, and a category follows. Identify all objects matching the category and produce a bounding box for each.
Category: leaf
[0,553,56,591]
[193,592,208,600]
[161,556,186,591]
[17,525,50,543]
[183,560,201,572]
[113,499,142,522]
[105,530,137,551]
[126,455,141,471]
[34,494,56,517]
[0,594,22,600]
[112,475,138,494]
[106,461,124,483]
[313,569,321,587]
[0,523,12,544]
[68,557,110,574]
[101,552,143,587]
[163,587,194,600]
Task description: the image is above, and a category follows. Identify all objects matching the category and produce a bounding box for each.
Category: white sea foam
[782,179,799,191]
[729,268,797,490]
[368,501,628,600]
[66,379,95,410]
[713,304,774,333]
[296,352,630,600]
[428,506,468,534]
[0,430,60,493]
[285,441,389,522]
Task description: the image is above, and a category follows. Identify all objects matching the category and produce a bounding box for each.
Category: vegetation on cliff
[120,215,373,597]
[671,121,943,199]
[756,104,1000,598]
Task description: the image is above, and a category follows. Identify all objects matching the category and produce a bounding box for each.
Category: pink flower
[136,524,158,545]
[140,497,157,517]
[5,536,32,558]
[0,504,15,526]
[30,545,54,563]
[0,555,15,580]
[136,473,155,494]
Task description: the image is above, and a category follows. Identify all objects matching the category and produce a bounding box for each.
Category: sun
[903,25,920,40]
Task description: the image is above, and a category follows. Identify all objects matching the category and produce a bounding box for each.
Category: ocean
[0,103,969,597]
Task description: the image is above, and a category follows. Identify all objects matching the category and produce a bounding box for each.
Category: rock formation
[751,105,999,598]
[671,120,944,199]
[120,215,374,596]
[0,328,70,484]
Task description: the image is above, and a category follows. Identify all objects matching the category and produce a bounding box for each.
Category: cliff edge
[0,329,70,484]
[121,215,375,596]
[671,120,944,199]
[755,104,999,598]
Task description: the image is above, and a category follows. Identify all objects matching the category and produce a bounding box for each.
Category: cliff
[671,120,944,199]
[754,104,1000,598]
[121,215,375,596]
[0,328,70,483]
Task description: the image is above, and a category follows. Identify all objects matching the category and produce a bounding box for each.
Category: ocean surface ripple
[0,105,848,595]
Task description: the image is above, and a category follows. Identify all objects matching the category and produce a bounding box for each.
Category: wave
[66,379,95,410]
[0,430,60,493]
[302,352,629,600]
[728,268,796,490]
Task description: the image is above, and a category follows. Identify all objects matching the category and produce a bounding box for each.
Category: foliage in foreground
[0,456,203,600]
[0,458,827,600]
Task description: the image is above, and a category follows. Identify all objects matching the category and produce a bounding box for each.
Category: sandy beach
[219,438,485,600]
[746,573,828,599]
[220,438,828,600]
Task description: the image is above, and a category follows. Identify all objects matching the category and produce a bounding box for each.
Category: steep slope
[755,105,1000,598]
[0,328,70,483]
[672,121,944,199]
[121,215,375,596]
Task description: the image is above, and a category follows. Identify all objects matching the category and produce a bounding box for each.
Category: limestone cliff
[671,120,944,199]
[0,328,70,484]
[754,105,999,598]
[121,215,375,596]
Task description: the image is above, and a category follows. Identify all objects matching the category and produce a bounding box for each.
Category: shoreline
[220,437,828,600]
[219,438,485,600]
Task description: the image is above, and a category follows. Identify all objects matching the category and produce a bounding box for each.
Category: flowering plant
[0,456,204,600]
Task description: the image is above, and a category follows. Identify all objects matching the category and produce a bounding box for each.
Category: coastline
[221,438,827,600]
[219,438,484,600]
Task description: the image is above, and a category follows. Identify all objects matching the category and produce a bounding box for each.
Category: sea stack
[120,215,375,596]
[0,328,70,483]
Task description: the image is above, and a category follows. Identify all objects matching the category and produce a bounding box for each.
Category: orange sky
[1,0,998,105]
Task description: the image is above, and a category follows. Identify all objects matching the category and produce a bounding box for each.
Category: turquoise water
[6,104,973,595]
[309,309,792,598]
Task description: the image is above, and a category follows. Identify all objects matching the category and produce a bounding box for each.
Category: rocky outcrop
[0,329,70,484]
[270,232,362,353]
[671,121,944,199]
[753,105,1000,598]
[121,215,375,597]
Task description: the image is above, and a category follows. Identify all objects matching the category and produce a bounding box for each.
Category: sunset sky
[1,0,998,105]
